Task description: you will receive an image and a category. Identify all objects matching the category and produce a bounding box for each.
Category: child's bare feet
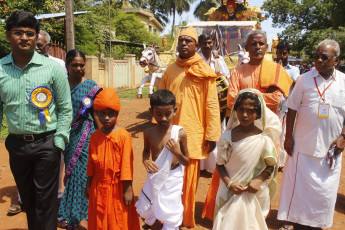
[78,220,88,229]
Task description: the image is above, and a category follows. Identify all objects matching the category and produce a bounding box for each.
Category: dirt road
[0,98,345,229]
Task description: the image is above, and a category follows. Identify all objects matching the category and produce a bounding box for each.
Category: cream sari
[213,88,281,230]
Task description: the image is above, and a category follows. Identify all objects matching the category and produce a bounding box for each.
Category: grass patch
[117,87,155,99]
[1,115,8,138]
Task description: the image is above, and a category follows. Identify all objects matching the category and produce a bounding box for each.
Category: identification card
[318,103,330,119]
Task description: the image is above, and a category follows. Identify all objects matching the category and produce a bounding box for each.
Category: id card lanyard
[314,71,336,119]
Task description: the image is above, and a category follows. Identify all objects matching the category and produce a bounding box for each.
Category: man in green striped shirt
[0,11,72,230]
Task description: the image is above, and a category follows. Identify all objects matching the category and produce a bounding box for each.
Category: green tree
[262,0,345,60]
[163,0,194,33]
[193,0,218,21]
[0,0,64,18]
[142,0,169,26]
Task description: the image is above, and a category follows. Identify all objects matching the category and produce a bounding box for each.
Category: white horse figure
[237,44,250,64]
[137,44,166,98]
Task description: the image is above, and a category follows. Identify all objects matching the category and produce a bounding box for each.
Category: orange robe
[159,53,221,227]
[87,128,140,230]
[227,60,292,112]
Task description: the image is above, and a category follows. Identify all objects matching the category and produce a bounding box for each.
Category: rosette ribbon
[30,86,54,125]
[80,96,93,117]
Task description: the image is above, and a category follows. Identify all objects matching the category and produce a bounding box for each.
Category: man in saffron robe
[227,30,293,112]
[159,27,221,228]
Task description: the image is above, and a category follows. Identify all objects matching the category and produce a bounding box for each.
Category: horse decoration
[137,44,166,99]
[236,44,249,64]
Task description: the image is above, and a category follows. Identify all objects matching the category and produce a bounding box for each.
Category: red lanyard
[314,71,336,102]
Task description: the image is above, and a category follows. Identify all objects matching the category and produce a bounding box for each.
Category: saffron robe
[227,60,293,112]
[159,53,221,227]
[87,128,140,230]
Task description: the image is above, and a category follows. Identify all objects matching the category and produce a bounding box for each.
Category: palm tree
[193,0,218,21]
[142,0,169,26]
[163,0,194,33]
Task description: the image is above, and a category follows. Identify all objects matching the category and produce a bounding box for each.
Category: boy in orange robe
[85,88,140,230]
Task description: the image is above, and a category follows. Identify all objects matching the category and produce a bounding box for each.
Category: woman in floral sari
[213,89,281,230]
[58,49,101,229]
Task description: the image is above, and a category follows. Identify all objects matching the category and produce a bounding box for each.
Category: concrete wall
[85,55,145,89]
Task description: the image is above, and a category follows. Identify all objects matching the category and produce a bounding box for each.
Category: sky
[161,0,284,45]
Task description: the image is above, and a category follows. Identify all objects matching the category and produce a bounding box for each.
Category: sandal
[7,202,22,214]
[279,225,294,230]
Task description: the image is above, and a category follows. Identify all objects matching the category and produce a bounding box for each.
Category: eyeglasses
[36,43,50,48]
[313,54,335,61]
[12,30,36,38]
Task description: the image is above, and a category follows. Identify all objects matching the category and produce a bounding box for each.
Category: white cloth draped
[135,125,184,230]
[213,88,281,230]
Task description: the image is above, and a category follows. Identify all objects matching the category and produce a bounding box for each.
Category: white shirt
[48,55,67,75]
[198,51,230,78]
[286,68,345,157]
[280,64,300,112]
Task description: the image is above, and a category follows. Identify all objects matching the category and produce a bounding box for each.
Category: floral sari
[213,88,281,230]
[58,79,101,228]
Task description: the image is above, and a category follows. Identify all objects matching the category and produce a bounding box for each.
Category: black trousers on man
[6,133,60,230]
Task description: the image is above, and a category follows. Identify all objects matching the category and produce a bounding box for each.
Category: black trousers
[6,133,60,230]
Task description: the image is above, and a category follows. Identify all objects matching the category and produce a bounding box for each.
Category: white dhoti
[136,125,184,230]
[278,111,287,167]
[277,151,342,228]
[200,119,227,172]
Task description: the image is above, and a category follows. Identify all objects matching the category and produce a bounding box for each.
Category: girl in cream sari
[213,89,281,230]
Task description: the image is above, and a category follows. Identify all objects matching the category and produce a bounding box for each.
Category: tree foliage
[0,0,64,19]
[162,0,194,33]
[193,0,218,21]
[0,1,162,59]
[262,0,345,60]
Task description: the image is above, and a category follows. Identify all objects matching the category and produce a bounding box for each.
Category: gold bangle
[226,180,234,189]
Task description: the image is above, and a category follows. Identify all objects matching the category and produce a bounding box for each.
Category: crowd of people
[1,10,345,230]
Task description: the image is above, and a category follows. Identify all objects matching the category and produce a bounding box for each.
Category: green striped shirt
[0,51,72,150]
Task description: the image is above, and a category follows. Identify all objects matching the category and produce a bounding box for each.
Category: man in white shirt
[276,41,300,168]
[198,34,230,79]
[36,30,67,74]
[277,39,345,229]
[197,33,230,172]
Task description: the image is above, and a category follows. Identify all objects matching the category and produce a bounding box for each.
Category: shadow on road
[125,110,153,139]
[195,201,212,229]
[0,185,17,205]
[335,192,345,214]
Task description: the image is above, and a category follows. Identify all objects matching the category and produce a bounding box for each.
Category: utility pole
[109,0,112,57]
[65,0,75,51]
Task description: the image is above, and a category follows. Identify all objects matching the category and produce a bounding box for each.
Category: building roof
[122,8,164,31]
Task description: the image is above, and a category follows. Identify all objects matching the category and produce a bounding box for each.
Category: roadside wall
[85,55,145,88]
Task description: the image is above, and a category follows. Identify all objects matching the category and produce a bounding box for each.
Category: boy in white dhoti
[135,89,189,230]
[278,39,345,229]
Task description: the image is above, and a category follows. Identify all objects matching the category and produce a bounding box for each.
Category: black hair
[277,41,291,52]
[65,49,86,68]
[150,89,176,108]
[339,64,345,74]
[233,92,261,119]
[6,11,40,34]
[199,34,212,42]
